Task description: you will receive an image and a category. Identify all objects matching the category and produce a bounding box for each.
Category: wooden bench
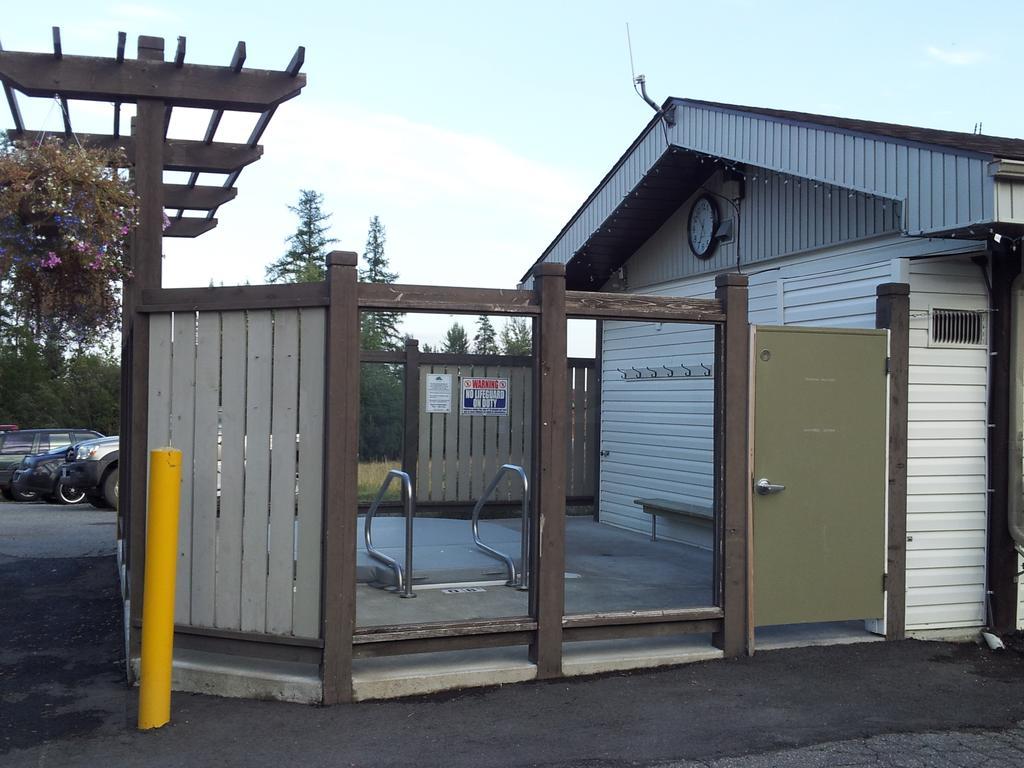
[633,498,714,542]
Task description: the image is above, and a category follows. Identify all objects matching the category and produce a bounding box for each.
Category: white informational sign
[425,374,453,413]
[460,377,509,416]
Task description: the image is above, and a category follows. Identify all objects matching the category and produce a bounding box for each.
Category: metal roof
[526,99,1024,287]
[687,99,1024,162]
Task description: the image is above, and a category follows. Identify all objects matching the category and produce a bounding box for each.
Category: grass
[358,460,402,502]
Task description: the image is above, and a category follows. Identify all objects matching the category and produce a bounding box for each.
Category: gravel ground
[2,499,1024,767]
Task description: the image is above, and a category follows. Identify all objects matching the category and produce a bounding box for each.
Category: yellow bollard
[138,447,182,730]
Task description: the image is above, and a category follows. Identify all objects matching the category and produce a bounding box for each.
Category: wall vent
[930,308,987,347]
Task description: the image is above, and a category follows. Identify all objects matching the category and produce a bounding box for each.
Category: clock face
[687,195,719,258]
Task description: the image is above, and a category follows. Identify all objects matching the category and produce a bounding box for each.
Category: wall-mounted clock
[687,194,720,259]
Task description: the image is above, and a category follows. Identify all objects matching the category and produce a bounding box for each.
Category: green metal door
[752,326,887,626]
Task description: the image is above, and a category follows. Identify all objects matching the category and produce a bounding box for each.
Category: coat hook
[631,366,642,379]
[681,364,692,377]
[662,365,674,377]
[646,366,658,378]
[617,368,626,379]
[701,362,712,377]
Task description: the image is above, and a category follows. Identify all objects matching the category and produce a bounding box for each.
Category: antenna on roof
[625,23,675,127]
[973,122,983,135]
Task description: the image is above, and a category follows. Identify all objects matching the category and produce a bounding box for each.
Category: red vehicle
[0,425,18,432]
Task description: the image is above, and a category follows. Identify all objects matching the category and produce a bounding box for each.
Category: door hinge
[882,572,888,592]
[884,357,891,375]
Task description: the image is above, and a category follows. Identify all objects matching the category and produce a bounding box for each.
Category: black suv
[0,429,103,501]
[61,436,119,509]
[11,445,87,504]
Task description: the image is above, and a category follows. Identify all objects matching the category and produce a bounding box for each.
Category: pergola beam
[5,130,264,173]
[163,184,237,210]
[113,32,126,136]
[203,44,304,222]
[0,41,24,132]
[0,51,306,111]
[164,217,218,238]
[180,40,248,218]
[1,32,304,242]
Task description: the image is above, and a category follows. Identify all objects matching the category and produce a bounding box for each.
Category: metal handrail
[364,469,416,598]
[471,464,530,590]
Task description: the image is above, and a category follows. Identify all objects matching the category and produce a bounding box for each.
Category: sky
[3,0,1022,350]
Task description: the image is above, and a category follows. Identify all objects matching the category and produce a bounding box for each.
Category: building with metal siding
[525,99,1024,638]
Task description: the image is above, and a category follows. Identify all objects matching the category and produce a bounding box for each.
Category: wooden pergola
[0,29,305,668]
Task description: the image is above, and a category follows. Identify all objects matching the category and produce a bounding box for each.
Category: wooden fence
[127,260,751,705]
[147,308,325,640]
[406,353,597,504]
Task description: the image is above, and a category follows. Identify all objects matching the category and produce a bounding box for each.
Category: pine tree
[500,317,533,355]
[359,216,402,351]
[442,322,470,354]
[266,190,337,284]
[473,315,499,354]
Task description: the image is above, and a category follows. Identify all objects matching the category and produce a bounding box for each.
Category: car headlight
[75,445,102,460]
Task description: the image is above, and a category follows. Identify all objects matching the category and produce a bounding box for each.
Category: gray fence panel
[294,308,326,638]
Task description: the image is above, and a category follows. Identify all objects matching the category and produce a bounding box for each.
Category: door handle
[756,478,786,496]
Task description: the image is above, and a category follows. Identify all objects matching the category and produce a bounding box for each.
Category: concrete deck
[357,516,713,627]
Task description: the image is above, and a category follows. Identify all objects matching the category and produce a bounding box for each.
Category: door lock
[755,478,786,495]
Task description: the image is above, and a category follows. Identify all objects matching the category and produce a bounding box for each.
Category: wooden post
[987,247,1021,633]
[876,282,910,640]
[530,264,568,678]
[591,320,603,521]
[403,338,420,489]
[321,251,360,704]
[125,36,166,671]
[712,273,749,657]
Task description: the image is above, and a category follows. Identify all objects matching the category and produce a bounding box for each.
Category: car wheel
[56,482,86,505]
[103,468,119,510]
[10,487,38,502]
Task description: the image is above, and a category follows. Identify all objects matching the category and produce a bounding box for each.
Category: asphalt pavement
[2,499,1024,768]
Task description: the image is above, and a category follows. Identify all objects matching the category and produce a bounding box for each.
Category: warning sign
[460,377,509,416]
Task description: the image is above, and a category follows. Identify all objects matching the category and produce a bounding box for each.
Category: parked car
[0,428,103,501]
[0,424,18,433]
[11,445,88,504]
[61,436,119,509]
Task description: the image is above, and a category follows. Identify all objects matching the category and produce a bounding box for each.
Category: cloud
[156,99,589,352]
[159,101,590,348]
[163,101,585,286]
[926,46,985,66]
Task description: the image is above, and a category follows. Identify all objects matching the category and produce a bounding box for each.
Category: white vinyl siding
[905,258,989,630]
[602,224,990,631]
[600,250,891,548]
[599,279,717,548]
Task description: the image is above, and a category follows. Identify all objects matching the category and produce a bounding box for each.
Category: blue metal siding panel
[945,154,959,227]
[932,153,945,231]
[625,169,902,289]
[982,171,995,222]
[908,149,921,233]
[540,103,999,271]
